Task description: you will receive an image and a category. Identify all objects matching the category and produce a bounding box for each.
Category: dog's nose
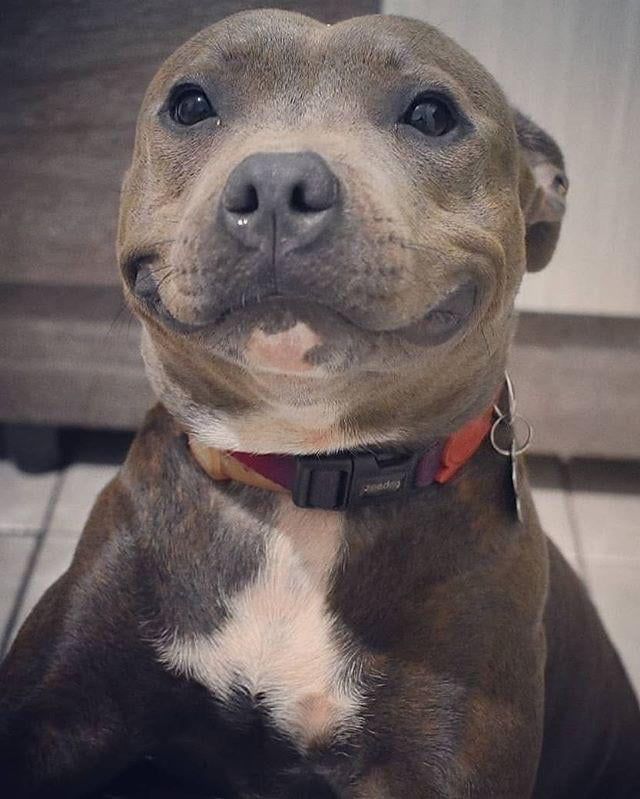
[221,152,339,255]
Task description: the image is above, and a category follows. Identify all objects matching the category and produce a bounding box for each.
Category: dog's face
[118,10,567,453]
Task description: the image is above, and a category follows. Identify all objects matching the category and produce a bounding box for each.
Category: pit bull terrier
[2,9,639,798]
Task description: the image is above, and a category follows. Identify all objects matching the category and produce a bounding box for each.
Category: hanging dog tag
[490,373,533,524]
[511,438,523,524]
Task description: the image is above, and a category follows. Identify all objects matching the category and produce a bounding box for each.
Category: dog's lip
[201,281,479,345]
[128,259,478,345]
[399,280,479,346]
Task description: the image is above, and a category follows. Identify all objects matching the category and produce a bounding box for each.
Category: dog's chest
[156,498,366,749]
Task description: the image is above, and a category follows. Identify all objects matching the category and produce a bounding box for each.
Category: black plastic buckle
[292,451,421,510]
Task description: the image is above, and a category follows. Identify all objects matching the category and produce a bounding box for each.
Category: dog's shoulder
[63,404,191,570]
[116,402,207,505]
[122,402,187,479]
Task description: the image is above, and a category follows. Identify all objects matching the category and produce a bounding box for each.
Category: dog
[2,9,639,798]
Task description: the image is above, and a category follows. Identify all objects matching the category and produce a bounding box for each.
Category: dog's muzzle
[126,147,481,349]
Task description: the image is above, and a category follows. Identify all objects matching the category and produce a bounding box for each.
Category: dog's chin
[202,298,371,378]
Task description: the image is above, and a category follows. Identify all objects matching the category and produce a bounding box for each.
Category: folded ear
[515,110,569,272]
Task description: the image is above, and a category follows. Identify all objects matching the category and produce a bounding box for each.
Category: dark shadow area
[1,423,134,473]
[527,455,640,495]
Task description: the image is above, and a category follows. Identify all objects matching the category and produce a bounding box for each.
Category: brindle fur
[1,10,639,799]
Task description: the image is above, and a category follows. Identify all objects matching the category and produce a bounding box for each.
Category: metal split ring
[490,411,533,457]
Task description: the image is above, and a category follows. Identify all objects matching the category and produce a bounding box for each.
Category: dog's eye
[403,96,456,137]
[170,86,215,126]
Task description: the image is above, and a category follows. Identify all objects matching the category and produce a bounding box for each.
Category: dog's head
[118,11,567,454]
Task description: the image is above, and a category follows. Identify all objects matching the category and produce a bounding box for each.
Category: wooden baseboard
[509,313,640,459]
[0,285,152,430]
[1,285,638,458]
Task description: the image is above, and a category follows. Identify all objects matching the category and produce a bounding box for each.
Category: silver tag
[511,439,524,524]
[490,373,532,524]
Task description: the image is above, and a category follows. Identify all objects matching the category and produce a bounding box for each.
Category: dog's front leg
[351,690,544,799]
[347,620,546,799]
[0,564,155,798]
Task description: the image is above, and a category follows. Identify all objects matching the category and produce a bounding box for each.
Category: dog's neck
[187,398,498,512]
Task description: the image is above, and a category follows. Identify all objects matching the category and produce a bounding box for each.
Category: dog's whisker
[381,234,450,258]
[106,301,135,339]
[154,238,177,246]
[481,325,492,357]
[149,266,173,280]
[155,272,174,292]
[136,238,177,251]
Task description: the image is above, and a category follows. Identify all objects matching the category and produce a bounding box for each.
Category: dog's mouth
[126,257,479,351]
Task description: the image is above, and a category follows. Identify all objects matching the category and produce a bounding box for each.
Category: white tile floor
[0,449,638,694]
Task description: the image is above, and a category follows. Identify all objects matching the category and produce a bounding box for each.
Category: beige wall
[383,0,640,317]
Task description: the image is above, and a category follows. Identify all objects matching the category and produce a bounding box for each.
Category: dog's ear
[514,110,569,272]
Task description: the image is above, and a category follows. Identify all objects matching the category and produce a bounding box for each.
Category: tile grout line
[557,459,591,590]
[0,469,67,658]
[0,528,42,537]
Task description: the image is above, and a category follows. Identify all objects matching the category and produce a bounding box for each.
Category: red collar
[189,402,495,511]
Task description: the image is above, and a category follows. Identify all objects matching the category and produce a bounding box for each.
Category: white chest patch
[155,500,366,749]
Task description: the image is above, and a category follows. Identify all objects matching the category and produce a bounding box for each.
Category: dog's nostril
[290,176,337,214]
[224,183,259,215]
[220,152,339,250]
[290,182,309,213]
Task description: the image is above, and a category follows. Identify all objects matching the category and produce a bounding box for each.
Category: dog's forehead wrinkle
[328,14,507,103]
[153,9,326,90]
[150,12,504,120]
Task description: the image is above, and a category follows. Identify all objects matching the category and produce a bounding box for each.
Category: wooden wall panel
[384,0,640,317]
[0,0,378,288]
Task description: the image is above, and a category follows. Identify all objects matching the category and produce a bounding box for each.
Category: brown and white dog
[1,10,639,799]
